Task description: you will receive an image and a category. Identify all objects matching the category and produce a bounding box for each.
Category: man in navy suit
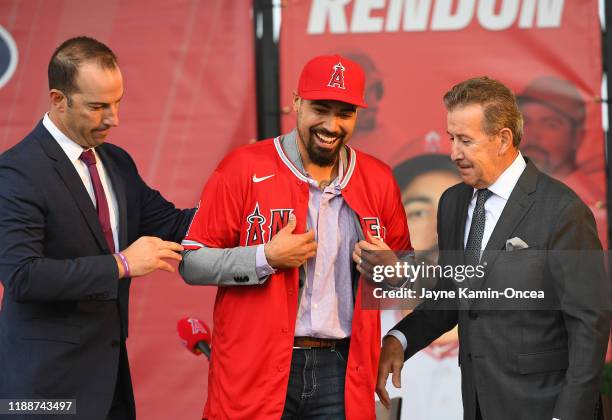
[0,37,194,420]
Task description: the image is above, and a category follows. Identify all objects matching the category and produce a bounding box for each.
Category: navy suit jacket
[0,121,195,420]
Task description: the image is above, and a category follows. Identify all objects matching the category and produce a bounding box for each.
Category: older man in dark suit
[0,37,194,420]
[356,77,610,420]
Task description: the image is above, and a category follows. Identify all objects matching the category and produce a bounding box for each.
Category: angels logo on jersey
[246,203,267,245]
[269,209,294,237]
[362,217,386,240]
[245,203,294,245]
[328,62,346,90]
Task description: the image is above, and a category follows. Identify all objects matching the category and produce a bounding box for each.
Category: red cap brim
[299,89,368,108]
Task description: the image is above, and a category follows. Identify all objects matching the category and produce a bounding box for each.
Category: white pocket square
[505,237,529,251]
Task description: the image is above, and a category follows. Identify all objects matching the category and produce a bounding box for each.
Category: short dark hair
[48,36,118,96]
[443,77,523,147]
[393,154,459,190]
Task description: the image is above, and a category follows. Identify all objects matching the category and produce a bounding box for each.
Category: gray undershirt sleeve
[179,245,271,286]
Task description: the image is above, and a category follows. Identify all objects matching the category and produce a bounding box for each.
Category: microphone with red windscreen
[177,317,211,359]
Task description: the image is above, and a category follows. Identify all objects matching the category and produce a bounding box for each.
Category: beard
[302,128,345,167]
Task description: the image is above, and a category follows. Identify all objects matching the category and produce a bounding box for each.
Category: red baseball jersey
[184,136,410,419]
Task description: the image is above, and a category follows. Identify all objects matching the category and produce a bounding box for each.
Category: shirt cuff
[385,330,407,351]
[255,244,276,279]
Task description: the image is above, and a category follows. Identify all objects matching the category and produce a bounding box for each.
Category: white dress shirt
[42,114,120,251]
[463,152,527,250]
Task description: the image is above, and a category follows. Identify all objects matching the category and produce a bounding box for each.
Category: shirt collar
[474,152,526,201]
[282,129,345,188]
[43,113,90,164]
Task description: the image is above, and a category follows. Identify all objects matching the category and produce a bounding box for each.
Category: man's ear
[498,127,514,155]
[292,92,301,112]
[49,89,67,113]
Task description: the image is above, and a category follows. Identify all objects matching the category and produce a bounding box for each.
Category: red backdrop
[279,1,606,418]
[0,1,255,418]
[0,1,608,419]
[280,0,606,246]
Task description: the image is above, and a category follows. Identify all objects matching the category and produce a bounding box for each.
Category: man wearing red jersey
[180,55,410,419]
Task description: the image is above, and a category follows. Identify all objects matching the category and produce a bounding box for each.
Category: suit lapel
[34,122,111,253]
[469,160,539,303]
[97,146,128,250]
[456,184,473,254]
[451,184,473,310]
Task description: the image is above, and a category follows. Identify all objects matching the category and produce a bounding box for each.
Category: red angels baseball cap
[297,54,368,108]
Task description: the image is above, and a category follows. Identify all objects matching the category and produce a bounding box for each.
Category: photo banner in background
[0,1,256,419]
[280,1,605,418]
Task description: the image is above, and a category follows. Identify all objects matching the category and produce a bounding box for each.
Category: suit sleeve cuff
[386,330,408,351]
[256,244,276,279]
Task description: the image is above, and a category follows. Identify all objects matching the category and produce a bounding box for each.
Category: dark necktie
[465,188,493,266]
[79,149,115,252]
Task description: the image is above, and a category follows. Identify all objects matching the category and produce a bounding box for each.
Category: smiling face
[50,60,123,149]
[448,103,516,189]
[293,96,357,167]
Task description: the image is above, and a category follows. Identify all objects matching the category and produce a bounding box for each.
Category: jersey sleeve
[182,163,244,250]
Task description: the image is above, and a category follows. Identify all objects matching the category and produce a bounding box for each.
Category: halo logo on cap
[0,25,18,89]
[328,62,346,90]
[297,54,368,108]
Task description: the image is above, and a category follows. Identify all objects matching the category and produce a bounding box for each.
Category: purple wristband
[116,252,130,278]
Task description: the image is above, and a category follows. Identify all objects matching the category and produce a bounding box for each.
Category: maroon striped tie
[79,149,115,253]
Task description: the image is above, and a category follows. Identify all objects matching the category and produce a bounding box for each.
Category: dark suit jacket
[0,121,195,420]
[393,160,610,420]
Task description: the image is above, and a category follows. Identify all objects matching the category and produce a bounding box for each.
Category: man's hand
[264,215,317,269]
[377,335,405,409]
[116,236,184,278]
[353,232,398,280]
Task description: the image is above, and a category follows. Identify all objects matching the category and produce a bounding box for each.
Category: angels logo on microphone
[0,25,18,89]
[187,318,207,335]
[328,62,346,90]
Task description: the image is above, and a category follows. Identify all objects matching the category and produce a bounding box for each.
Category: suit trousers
[476,398,482,420]
[106,343,134,420]
[474,395,604,420]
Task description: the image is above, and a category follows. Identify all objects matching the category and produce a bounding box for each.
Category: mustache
[312,128,344,138]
